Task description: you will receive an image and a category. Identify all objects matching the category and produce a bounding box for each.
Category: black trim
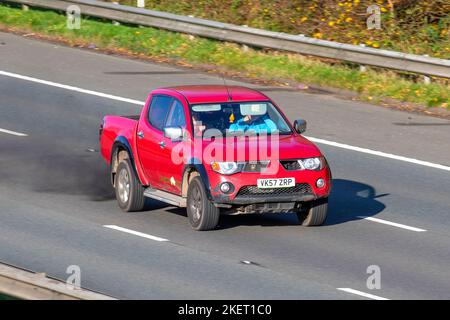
[212,193,316,205]
[182,160,212,199]
[110,136,142,186]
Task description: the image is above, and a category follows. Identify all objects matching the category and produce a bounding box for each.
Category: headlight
[211,161,242,175]
[298,157,324,171]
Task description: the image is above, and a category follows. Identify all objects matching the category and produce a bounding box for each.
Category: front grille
[242,161,269,173]
[236,183,312,198]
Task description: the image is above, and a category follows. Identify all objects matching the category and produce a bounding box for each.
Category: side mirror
[164,126,183,141]
[293,119,307,134]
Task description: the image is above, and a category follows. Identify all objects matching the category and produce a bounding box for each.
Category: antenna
[221,74,232,101]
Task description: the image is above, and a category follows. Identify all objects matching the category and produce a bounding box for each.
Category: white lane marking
[305,136,450,172]
[1,69,449,172]
[0,70,144,106]
[0,127,28,137]
[358,216,427,232]
[337,288,389,300]
[103,225,169,242]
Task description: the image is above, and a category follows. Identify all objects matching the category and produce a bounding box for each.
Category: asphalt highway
[1,31,449,299]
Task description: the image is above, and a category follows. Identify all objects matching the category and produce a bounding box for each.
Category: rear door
[136,94,173,189]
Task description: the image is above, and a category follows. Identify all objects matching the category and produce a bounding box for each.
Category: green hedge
[107,0,450,58]
[0,4,448,109]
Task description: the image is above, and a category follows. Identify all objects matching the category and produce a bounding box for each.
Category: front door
[156,98,188,195]
[136,94,173,190]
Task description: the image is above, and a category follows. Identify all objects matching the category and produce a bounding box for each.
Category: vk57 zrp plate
[257,178,295,189]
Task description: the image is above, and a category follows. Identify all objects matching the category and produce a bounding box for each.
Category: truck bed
[100,115,139,165]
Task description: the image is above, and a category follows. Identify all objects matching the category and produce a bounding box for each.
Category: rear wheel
[187,176,220,231]
[115,159,145,212]
[296,197,328,226]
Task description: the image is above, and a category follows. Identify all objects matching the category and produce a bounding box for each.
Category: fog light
[316,178,325,188]
[220,182,232,193]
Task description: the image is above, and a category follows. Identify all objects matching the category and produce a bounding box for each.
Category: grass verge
[0,4,448,110]
[109,0,450,59]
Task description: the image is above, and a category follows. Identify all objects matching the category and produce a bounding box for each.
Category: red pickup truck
[100,85,331,230]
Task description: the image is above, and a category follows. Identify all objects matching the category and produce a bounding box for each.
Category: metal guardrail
[5,0,450,78]
[0,263,116,300]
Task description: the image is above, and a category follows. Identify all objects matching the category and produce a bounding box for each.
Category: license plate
[257,178,295,189]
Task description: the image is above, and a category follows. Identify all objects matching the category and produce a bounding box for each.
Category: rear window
[148,95,173,130]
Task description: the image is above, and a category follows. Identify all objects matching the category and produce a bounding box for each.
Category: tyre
[115,159,145,212]
[296,197,328,226]
[187,176,220,231]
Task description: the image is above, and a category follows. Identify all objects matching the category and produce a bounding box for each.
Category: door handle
[137,131,144,139]
[159,141,165,149]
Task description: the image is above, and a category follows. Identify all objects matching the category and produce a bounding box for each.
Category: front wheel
[115,159,145,212]
[296,197,328,226]
[187,176,220,231]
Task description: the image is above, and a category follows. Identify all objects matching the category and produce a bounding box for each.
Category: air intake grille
[280,160,303,171]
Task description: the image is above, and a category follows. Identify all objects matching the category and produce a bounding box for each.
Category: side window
[165,99,186,127]
[148,95,173,130]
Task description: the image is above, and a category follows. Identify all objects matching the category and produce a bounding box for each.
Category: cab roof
[164,85,270,104]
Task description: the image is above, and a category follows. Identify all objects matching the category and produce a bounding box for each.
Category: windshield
[190,102,292,136]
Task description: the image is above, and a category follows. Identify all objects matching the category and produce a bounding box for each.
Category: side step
[143,188,186,207]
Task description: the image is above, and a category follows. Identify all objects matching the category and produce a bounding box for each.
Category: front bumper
[207,165,331,206]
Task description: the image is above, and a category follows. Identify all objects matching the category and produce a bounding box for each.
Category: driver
[229,113,277,133]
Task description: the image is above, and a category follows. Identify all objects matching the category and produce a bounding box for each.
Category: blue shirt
[229,115,277,134]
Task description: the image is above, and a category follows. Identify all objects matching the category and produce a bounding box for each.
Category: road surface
[1,31,449,299]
